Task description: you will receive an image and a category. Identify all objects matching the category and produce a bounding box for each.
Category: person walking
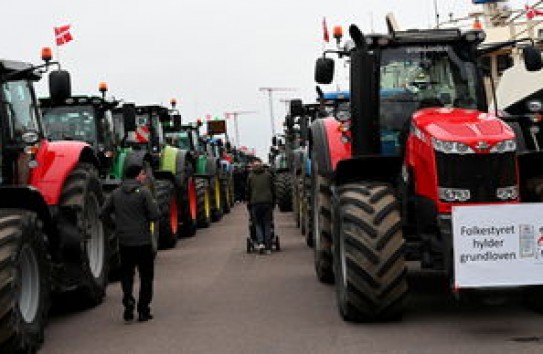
[246,158,275,254]
[100,164,160,322]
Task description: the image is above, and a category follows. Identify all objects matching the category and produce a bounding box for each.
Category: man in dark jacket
[101,164,160,322]
[246,158,275,254]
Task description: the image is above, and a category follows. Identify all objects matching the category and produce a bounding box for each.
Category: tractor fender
[194,156,208,176]
[175,149,194,184]
[309,118,351,178]
[30,140,99,205]
[0,186,54,236]
[110,148,131,180]
[160,145,192,186]
[333,155,402,187]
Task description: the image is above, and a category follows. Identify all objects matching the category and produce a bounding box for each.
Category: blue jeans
[251,203,273,248]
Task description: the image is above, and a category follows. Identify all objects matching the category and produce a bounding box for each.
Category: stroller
[246,206,280,253]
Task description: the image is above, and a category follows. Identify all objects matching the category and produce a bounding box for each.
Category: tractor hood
[413,108,514,146]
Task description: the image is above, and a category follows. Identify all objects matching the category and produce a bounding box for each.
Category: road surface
[41,205,543,353]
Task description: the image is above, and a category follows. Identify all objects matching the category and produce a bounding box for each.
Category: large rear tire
[209,176,223,222]
[196,178,211,228]
[156,180,178,249]
[0,210,50,354]
[221,178,231,215]
[275,172,293,212]
[333,184,407,322]
[311,158,334,283]
[58,163,109,306]
[179,177,198,238]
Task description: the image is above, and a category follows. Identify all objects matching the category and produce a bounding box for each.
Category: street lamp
[258,87,297,137]
[224,110,257,146]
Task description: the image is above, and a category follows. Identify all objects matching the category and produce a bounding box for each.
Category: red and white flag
[525,5,543,20]
[54,25,73,46]
[322,17,330,43]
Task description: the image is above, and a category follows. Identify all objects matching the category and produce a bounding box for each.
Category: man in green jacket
[246,158,275,254]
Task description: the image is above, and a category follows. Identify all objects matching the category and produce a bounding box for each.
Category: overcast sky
[3,0,532,157]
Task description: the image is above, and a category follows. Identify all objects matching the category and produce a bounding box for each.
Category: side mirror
[299,116,309,146]
[158,110,170,123]
[272,136,277,146]
[523,46,543,72]
[315,57,335,84]
[122,103,137,132]
[290,99,304,116]
[172,114,182,130]
[285,115,294,129]
[49,70,71,103]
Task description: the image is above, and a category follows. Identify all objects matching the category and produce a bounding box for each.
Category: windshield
[3,80,40,138]
[379,45,480,131]
[165,131,191,150]
[42,105,96,143]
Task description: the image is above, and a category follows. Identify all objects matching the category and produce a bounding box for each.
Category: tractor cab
[131,105,169,166]
[316,28,494,158]
[0,60,45,186]
[40,94,119,176]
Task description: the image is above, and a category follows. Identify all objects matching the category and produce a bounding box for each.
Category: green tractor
[270,134,293,212]
[169,120,221,227]
[206,119,235,215]
[128,104,198,245]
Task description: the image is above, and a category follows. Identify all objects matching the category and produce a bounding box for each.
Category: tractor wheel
[58,163,109,306]
[299,178,306,235]
[156,180,178,249]
[209,176,223,222]
[311,159,334,283]
[332,184,407,322]
[0,210,50,354]
[293,177,300,227]
[221,179,231,215]
[196,178,211,228]
[276,172,293,212]
[179,177,198,238]
[305,177,314,247]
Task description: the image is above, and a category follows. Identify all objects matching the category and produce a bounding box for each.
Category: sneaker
[265,249,272,255]
[138,312,154,322]
[258,243,265,254]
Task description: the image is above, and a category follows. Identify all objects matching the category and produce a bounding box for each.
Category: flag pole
[55,44,62,69]
[53,26,62,69]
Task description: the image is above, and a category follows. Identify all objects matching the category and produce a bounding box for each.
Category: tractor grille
[435,151,517,203]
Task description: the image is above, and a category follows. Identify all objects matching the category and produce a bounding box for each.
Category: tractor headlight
[490,139,516,153]
[438,188,471,202]
[336,109,351,122]
[432,138,475,154]
[527,99,543,113]
[496,186,518,200]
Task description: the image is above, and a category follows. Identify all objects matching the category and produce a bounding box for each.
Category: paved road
[41,206,543,354]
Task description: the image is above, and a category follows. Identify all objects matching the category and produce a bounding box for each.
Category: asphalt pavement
[41,205,543,354]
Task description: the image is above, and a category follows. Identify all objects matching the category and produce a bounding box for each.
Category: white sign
[452,203,543,288]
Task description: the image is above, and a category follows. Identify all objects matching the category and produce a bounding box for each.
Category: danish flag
[525,5,543,20]
[54,25,73,46]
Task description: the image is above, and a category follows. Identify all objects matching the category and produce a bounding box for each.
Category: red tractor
[0,52,109,352]
[310,24,543,321]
